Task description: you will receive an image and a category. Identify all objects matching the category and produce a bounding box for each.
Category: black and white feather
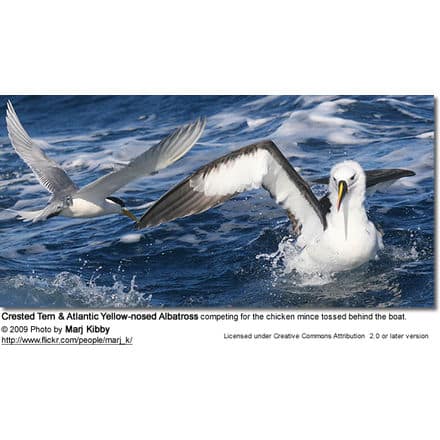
[137,141,416,237]
[137,139,416,274]
[137,140,327,241]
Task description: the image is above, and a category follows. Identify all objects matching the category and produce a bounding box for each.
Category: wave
[272,98,367,145]
[0,272,151,308]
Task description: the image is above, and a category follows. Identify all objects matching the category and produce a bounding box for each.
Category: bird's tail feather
[8,201,64,223]
[15,209,46,222]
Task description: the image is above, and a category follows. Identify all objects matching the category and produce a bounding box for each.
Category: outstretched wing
[363,168,416,195]
[77,117,206,200]
[313,168,415,194]
[5,101,78,198]
[137,140,327,240]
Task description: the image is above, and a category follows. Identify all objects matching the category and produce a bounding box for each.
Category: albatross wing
[136,140,326,241]
[313,168,415,193]
[363,168,416,195]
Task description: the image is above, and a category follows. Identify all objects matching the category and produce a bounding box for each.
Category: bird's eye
[333,177,337,182]
[350,174,355,181]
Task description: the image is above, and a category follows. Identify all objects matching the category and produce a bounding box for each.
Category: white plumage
[138,140,414,274]
[296,161,384,272]
[5,101,206,223]
[191,148,269,196]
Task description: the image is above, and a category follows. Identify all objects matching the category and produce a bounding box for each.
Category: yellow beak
[336,180,348,211]
[121,208,138,223]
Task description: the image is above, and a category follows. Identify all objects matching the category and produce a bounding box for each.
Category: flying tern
[5,101,206,223]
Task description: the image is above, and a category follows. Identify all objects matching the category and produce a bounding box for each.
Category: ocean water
[0,95,434,308]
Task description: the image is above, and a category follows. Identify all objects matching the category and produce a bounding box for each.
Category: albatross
[136,140,415,273]
[5,101,206,223]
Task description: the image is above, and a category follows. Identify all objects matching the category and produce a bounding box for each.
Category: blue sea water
[0,95,434,308]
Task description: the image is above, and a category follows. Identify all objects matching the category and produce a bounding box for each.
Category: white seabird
[5,101,206,223]
[136,140,415,273]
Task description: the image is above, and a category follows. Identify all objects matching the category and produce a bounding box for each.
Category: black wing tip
[379,168,417,179]
[313,168,416,185]
[402,169,416,177]
[136,216,160,230]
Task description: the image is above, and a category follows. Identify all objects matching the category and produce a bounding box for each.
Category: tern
[5,101,206,223]
[136,140,415,273]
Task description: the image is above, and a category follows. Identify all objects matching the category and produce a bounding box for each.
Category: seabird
[5,101,206,223]
[136,140,415,273]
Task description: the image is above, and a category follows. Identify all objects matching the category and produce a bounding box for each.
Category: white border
[1,2,439,439]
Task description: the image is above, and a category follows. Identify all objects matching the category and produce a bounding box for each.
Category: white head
[329,160,366,206]
[328,160,366,239]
